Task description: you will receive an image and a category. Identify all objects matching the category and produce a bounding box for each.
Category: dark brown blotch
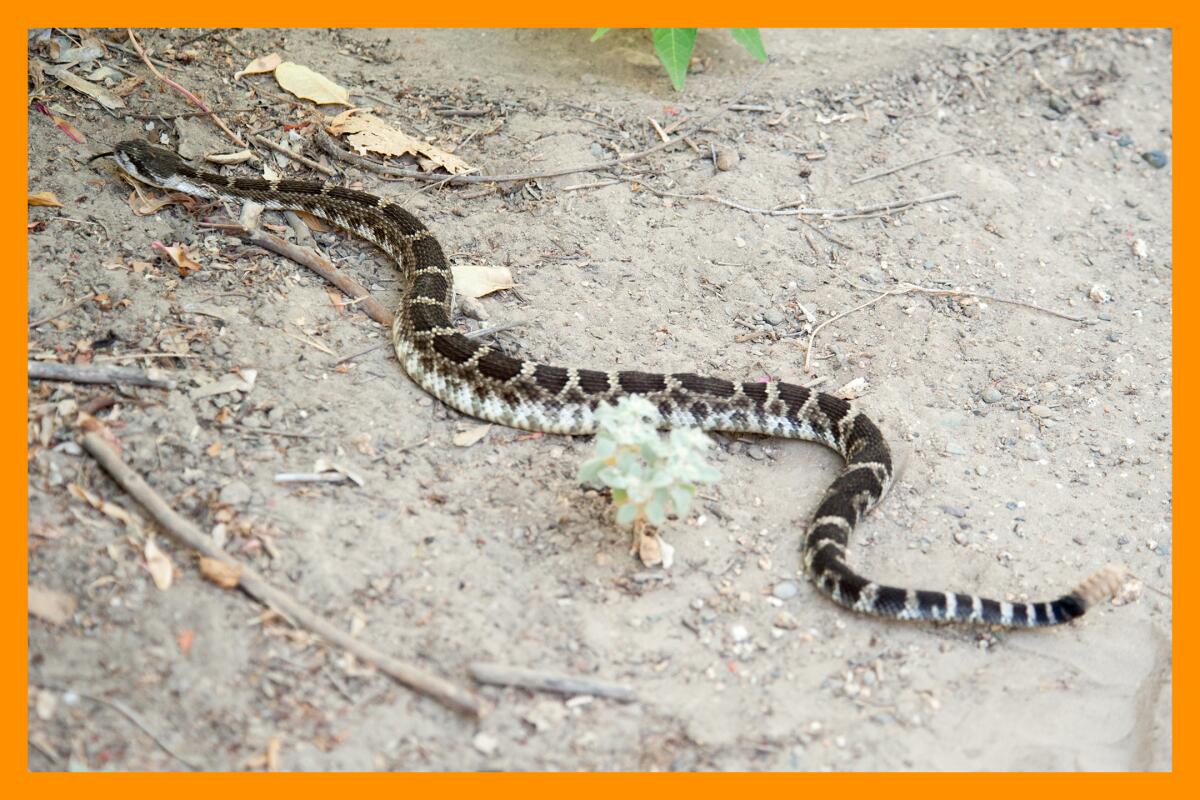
[534,364,569,394]
[432,332,481,364]
[408,302,449,332]
[477,350,523,382]
[618,371,667,394]
[411,270,450,302]
[576,369,611,395]
[740,381,769,407]
[410,235,445,267]
[817,392,850,424]
[676,373,735,398]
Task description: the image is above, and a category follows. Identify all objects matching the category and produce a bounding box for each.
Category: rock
[941,505,967,518]
[1118,132,1134,147]
[944,440,968,456]
[981,387,1003,404]
[472,732,498,756]
[219,479,252,505]
[763,309,786,326]
[1048,95,1072,114]
[1141,150,1167,169]
[773,611,799,630]
[1029,404,1054,419]
[772,581,799,600]
[715,149,740,171]
[730,623,750,642]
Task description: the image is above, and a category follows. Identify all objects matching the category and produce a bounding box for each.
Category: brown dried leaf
[110,75,145,98]
[28,585,76,625]
[327,109,472,174]
[275,62,349,105]
[199,557,242,588]
[45,63,125,111]
[293,210,333,232]
[451,265,515,298]
[152,241,203,277]
[144,536,174,590]
[28,191,62,207]
[67,482,138,532]
[235,52,283,80]
[127,189,179,216]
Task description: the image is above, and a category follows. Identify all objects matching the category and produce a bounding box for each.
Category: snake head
[110,140,194,191]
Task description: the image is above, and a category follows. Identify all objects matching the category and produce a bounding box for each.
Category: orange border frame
[11,6,1183,790]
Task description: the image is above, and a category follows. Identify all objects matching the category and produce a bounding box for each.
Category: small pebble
[472,732,498,756]
[773,581,799,600]
[1048,95,1072,114]
[763,309,786,326]
[941,505,967,518]
[730,623,750,642]
[1141,150,1167,169]
[944,440,968,456]
[218,480,252,506]
[981,387,1003,404]
[715,149,740,171]
[1029,404,1054,419]
[746,445,767,461]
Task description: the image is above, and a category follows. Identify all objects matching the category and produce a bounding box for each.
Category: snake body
[110,139,1125,627]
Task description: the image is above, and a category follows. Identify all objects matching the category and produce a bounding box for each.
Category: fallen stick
[29,361,176,390]
[80,430,486,718]
[203,223,395,328]
[849,147,969,185]
[127,29,246,149]
[28,293,97,328]
[469,662,637,702]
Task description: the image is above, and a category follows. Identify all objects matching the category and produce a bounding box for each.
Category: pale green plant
[578,396,721,527]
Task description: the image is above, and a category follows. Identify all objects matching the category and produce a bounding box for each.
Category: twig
[126,29,246,148]
[469,662,636,702]
[274,472,350,484]
[849,147,969,185]
[202,223,394,328]
[37,682,202,770]
[330,341,390,368]
[464,320,524,340]
[804,282,1084,371]
[314,62,770,186]
[29,294,97,328]
[80,430,486,718]
[647,116,669,144]
[28,361,176,390]
[251,134,336,177]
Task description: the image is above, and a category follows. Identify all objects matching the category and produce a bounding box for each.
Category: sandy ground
[27,28,1171,771]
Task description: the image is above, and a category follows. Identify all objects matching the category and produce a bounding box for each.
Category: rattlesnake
[105,139,1126,627]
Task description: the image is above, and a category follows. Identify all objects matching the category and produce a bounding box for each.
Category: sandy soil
[27,28,1171,771]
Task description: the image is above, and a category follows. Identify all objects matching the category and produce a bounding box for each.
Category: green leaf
[591,28,611,42]
[651,28,697,91]
[730,28,768,62]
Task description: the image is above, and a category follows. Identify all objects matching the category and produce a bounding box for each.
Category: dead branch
[28,361,176,390]
[80,430,486,718]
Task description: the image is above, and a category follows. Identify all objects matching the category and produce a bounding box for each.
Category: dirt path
[28,28,1171,771]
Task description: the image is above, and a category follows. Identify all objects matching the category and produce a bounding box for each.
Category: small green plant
[578,396,721,528]
[591,28,768,91]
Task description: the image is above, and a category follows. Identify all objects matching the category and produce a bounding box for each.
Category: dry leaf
[452,424,491,447]
[110,75,145,98]
[28,191,62,207]
[152,241,203,276]
[328,109,472,174]
[451,265,515,298]
[191,370,257,400]
[275,62,349,105]
[205,150,254,165]
[33,101,86,143]
[144,536,174,590]
[199,557,242,588]
[29,585,76,625]
[68,482,138,532]
[44,63,125,111]
[128,189,179,216]
[235,52,283,80]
